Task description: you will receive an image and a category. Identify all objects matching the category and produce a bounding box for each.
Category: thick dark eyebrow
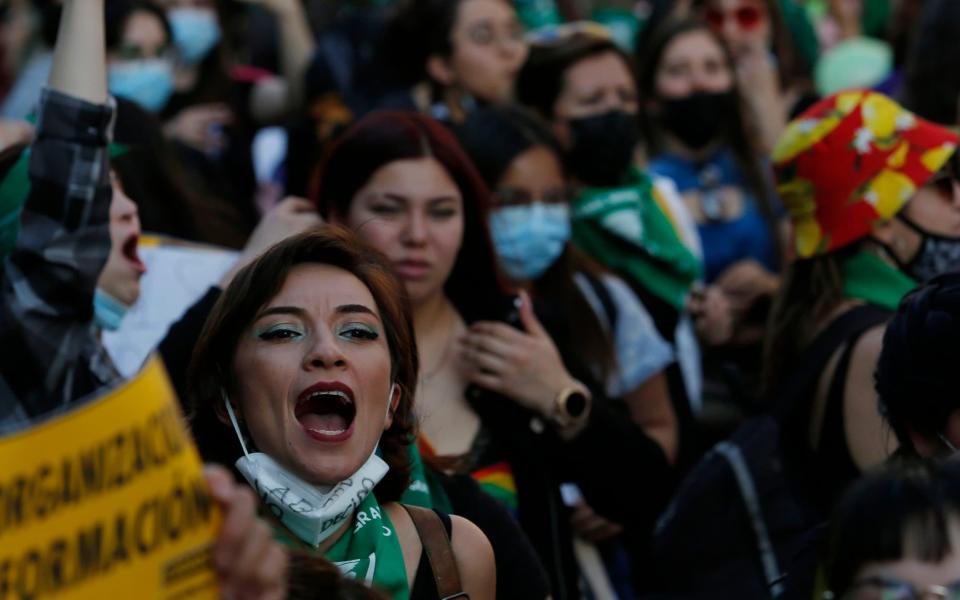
[427,195,459,206]
[374,192,458,205]
[336,304,381,321]
[254,304,380,321]
[255,306,307,320]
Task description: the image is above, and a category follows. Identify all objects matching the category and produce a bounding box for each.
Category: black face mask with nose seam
[565,109,640,187]
[658,91,737,150]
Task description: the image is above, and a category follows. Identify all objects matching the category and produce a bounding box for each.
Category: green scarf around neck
[571,168,703,310]
[400,443,453,514]
[272,492,409,599]
[841,251,917,311]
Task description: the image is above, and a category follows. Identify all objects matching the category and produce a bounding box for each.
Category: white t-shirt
[573,272,675,398]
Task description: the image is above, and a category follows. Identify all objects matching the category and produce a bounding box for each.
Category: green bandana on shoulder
[571,168,703,310]
[842,252,917,311]
[400,443,453,514]
[273,493,410,599]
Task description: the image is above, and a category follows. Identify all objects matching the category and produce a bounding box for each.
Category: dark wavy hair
[187,225,418,502]
[877,272,960,455]
[312,110,509,323]
[825,460,960,598]
[105,0,173,52]
[637,17,781,268]
[517,34,633,120]
[455,105,616,381]
[374,0,464,91]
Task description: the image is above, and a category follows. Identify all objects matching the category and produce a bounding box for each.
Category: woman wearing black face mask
[517,26,736,471]
[640,19,782,315]
[638,19,784,406]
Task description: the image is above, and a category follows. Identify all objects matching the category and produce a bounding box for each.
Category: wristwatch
[550,383,591,429]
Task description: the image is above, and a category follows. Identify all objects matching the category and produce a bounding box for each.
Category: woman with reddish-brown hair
[315,110,672,599]
[188,225,496,599]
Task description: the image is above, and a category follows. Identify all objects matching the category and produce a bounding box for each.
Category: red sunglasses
[704,5,765,31]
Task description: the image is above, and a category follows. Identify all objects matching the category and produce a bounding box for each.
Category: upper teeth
[308,390,350,404]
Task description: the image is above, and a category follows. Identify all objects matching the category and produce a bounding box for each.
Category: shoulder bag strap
[401,504,468,600]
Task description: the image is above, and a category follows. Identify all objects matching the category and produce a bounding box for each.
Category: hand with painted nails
[204,465,288,600]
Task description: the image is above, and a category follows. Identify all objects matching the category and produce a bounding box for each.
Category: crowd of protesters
[3,0,960,598]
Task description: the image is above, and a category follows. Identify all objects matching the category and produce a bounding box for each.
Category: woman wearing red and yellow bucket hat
[764,89,960,512]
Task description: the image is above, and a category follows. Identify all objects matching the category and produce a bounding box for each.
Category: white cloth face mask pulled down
[222,385,395,547]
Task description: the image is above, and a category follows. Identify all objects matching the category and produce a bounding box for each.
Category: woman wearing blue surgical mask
[456,105,679,465]
[456,105,679,595]
[94,171,147,332]
[105,1,177,113]
[150,0,259,225]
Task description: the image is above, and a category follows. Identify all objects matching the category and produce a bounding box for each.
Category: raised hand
[205,465,288,600]
[221,197,323,288]
[458,290,585,420]
[164,103,234,154]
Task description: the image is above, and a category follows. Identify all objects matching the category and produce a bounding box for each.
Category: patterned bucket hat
[772,90,958,258]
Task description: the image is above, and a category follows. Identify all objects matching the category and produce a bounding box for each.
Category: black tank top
[775,304,892,513]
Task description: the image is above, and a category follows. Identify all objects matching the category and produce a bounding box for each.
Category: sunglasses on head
[841,575,960,600]
[704,4,765,31]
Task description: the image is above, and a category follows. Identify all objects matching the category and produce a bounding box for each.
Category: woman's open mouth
[294,382,357,443]
[121,234,146,274]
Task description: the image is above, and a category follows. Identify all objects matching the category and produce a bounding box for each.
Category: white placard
[103,236,238,378]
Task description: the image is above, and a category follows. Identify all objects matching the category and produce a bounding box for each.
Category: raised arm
[238,0,316,111]
[0,0,117,428]
[48,0,107,103]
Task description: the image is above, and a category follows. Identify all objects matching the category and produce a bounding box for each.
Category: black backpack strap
[774,304,892,422]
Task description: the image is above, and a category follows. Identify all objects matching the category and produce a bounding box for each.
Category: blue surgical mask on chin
[108,59,175,113]
[168,8,221,66]
[490,203,571,281]
[94,288,130,331]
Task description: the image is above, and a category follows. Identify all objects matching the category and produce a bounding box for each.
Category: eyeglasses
[493,186,572,207]
[840,576,960,600]
[462,21,526,48]
[704,4,765,31]
[525,21,614,47]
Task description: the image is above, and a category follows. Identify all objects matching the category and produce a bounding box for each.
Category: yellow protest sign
[0,358,220,600]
